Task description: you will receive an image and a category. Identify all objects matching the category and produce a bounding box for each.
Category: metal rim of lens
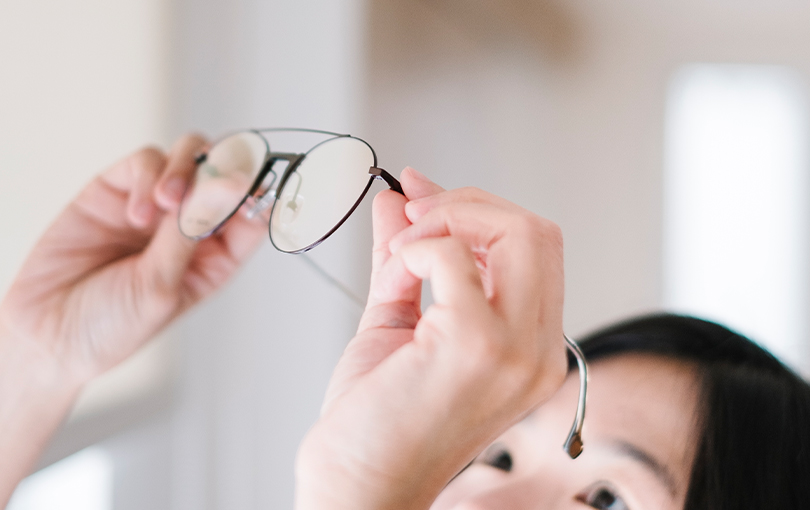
[267,133,379,254]
[177,130,270,240]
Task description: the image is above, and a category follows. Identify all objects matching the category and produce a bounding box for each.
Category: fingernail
[405,167,430,182]
[164,177,186,200]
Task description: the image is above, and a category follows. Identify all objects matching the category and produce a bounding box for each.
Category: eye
[576,481,630,510]
[477,442,513,472]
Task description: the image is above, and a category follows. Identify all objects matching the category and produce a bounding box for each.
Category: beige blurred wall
[0,0,171,296]
[364,0,810,336]
[0,0,177,497]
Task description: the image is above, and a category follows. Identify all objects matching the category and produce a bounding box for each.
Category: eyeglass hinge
[369,167,404,195]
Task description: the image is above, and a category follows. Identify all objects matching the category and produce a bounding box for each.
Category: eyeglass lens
[270,136,375,252]
[179,130,380,253]
[178,131,268,238]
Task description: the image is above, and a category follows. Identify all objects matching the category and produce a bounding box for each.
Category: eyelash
[576,481,630,510]
[477,443,513,472]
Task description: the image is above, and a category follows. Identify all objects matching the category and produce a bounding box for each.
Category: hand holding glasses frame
[178,128,401,252]
[177,127,587,458]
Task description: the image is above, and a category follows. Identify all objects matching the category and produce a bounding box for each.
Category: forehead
[533,354,701,496]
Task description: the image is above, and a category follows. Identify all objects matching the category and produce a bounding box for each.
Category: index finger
[154,133,209,210]
[390,202,565,329]
[367,167,446,308]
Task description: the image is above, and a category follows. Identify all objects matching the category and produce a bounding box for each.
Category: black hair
[574,313,810,510]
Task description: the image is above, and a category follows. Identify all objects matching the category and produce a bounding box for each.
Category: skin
[1,135,596,510]
[296,173,568,510]
[0,134,267,505]
[433,355,700,510]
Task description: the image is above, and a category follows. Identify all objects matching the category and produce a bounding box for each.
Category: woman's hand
[0,135,265,505]
[0,134,265,382]
[296,169,567,510]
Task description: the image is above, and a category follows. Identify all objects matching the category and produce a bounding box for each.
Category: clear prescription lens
[179,131,268,238]
[270,136,374,252]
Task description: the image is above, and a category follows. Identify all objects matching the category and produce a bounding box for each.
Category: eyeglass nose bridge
[246,152,306,218]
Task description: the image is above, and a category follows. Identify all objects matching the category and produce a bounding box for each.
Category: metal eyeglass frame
[182,127,588,458]
[182,128,402,254]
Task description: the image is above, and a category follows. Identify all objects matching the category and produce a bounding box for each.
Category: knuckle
[452,186,489,203]
[511,213,540,236]
[129,146,166,175]
[517,215,563,251]
[525,341,568,402]
[541,219,564,247]
[463,321,515,371]
[179,132,209,150]
[493,330,567,398]
[437,237,472,263]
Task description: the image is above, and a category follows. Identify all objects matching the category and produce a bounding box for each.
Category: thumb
[139,211,197,293]
[401,167,445,200]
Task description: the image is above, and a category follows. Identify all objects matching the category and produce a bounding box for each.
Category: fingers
[393,237,488,314]
[390,196,565,329]
[139,211,197,295]
[138,136,210,293]
[389,202,512,255]
[366,167,444,311]
[385,195,566,402]
[400,166,445,200]
[368,189,412,308]
[96,147,167,229]
[404,186,523,224]
[125,149,165,228]
[217,210,268,264]
[154,133,209,210]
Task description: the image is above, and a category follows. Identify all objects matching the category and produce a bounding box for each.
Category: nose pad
[246,189,276,219]
[276,171,304,228]
[200,161,220,178]
[245,168,279,219]
[278,192,304,227]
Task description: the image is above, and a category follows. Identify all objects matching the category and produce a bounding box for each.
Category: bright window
[7,447,113,510]
[664,64,810,374]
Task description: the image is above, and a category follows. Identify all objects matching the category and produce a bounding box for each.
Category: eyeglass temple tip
[369,167,404,195]
[563,334,588,459]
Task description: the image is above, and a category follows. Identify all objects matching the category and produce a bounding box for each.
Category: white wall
[0,0,170,296]
[365,0,810,340]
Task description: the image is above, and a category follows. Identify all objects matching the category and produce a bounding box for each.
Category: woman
[0,135,808,509]
[434,314,810,509]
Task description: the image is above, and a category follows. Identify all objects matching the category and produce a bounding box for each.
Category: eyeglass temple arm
[447,334,588,486]
[564,334,588,459]
[369,167,404,195]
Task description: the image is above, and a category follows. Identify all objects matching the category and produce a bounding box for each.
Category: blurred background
[2,0,809,508]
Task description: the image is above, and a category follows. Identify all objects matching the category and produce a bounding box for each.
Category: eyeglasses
[178,128,403,252]
[178,127,588,458]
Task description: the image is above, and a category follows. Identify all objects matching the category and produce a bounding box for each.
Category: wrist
[0,315,85,506]
[0,314,88,396]
[0,303,91,387]
[294,421,455,510]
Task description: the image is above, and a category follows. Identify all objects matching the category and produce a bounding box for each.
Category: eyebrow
[612,440,679,497]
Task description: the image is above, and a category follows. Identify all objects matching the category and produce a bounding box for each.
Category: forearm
[0,320,83,507]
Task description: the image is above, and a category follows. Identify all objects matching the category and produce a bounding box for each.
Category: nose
[435,464,569,510]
